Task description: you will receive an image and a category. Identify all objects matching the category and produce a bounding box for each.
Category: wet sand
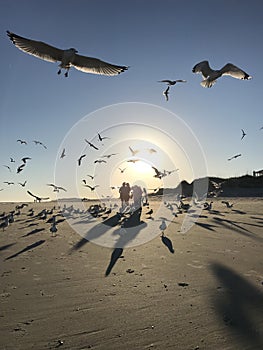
[0,198,262,350]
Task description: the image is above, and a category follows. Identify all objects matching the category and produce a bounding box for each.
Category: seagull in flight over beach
[241,129,247,140]
[129,146,139,156]
[83,184,100,191]
[158,79,187,86]
[10,158,15,163]
[228,153,242,161]
[192,60,252,88]
[21,157,31,164]
[118,167,126,173]
[94,159,107,164]
[17,139,27,145]
[78,154,86,166]
[17,164,25,173]
[33,140,47,149]
[60,148,66,159]
[3,165,11,172]
[3,181,14,185]
[27,190,49,202]
[47,183,67,192]
[98,133,110,142]
[7,30,129,77]
[163,86,170,101]
[18,180,27,187]
[85,139,99,150]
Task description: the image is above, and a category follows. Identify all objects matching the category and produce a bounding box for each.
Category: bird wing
[175,79,187,83]
[7,31,63,63]
[71,54,128,76]
[158,80,173,84]
[220,63,251,80]
[192,60,213,78]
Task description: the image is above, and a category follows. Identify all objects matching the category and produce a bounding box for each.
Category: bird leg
[57,69,61,75]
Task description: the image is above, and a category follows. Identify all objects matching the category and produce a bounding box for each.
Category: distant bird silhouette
[47,183,67,192]
[98,132,110,141]
[78,154,86,166]
[228,154,242,161]
[27,190,49,202]
[3,181,14,185]
[85,139,99,150]
[163,86,170,101]
[17,139,27,144]
[147,148,157,154]
[102,153,118,159]
[118,167,126,173]
[21,157,31,164]
[7,31,129,77]
[10,158,15,163]
[3,165,11,172]
[158,79,187,86]
[241,129,247,140]
[33,140,47,149]
[127,159,140,163]
[94,159,107,164]
[60,148,66,159]
[17,164,25,173]
[18,180,27,187]
[192,60,252,88]
[129,146,139,156]
[87,174,96,180]
[83,184,99,191]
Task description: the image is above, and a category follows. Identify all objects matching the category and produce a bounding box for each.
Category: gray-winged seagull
[7,31,129,77]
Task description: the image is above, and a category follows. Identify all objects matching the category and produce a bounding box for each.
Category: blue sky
[0,0,262,202]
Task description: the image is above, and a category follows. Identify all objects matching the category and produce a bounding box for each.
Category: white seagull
[7,31,129,77]
[192,60,252,88]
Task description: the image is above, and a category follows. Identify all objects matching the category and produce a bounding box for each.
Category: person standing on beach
[130,184,143,210]
[119,182,131,209]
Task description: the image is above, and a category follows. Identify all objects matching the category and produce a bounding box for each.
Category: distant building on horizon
[253,169,263,177]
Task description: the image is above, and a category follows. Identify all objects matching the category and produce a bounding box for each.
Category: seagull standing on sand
[192,60,252,88]
[7,31,128,77]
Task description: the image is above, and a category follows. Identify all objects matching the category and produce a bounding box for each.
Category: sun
[131,160,153,174]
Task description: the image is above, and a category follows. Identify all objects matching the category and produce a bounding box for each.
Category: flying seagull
[158,79,187,86]
[98,133,110,142]
[60,148,66,159]
[3,181,14,185]
[83,184,100,191]
[78,154,86,166]
[3,165,11,172]
[94,159,107,164]
[241,129,247,140]
[192,60,252,88]
[17,139,27,144]
[163,86,170,101]
[47,183,67,192]
[85,139,99,150]
[129,146,139,156]
[118,167,126,173]
[7,31,129,77]
[33,140,47,149]
[152,166,165,179]
[10,158,15,163]
[228,154,242,161]
[27,190,49,202]
[18,180,27,187]
[17,163,25,173]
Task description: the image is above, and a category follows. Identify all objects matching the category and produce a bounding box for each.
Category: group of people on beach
[119,182,148,211]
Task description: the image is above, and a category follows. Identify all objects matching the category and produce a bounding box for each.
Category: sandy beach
[0,197,262,350]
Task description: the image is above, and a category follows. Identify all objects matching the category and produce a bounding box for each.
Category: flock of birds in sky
[1,30,261,203]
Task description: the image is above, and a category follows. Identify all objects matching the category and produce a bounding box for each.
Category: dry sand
[0,197,262,350]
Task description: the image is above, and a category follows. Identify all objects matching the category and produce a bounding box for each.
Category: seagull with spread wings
[60,148,66,159]
[33,140,47,149]
[241,129,247,140]
[85,139,99,150]
[158,79,187,86]
[27,190,49,202]
[163,86,170,101]
[83,184,100,191]
[98,133,110,142]
[7,31,129,77]
[47,183,67,192]
[78,154,86,166]
[192,60,252,88]
[17,139,27,145]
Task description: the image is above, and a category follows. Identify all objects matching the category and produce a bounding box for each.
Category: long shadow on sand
[195,222,218,231]
[22,228,45,237]
[69,213,122,253]
[212,217,262,241]
[0,243,16,252]
[160,234,174,253]
[105,208,147,275]
[211,262,263,349]
[5,240,45,260]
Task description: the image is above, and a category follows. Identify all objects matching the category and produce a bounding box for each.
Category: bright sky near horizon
[0,0,262,202]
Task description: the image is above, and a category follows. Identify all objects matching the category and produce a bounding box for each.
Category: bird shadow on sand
[212,217,262,241]
[160,234,174,253]
[0,242,16,252]
[5,240,45,260]
[105,248,123,277]
[194,221,218,231]
[22,228,45,237]
[210,262,263,349]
